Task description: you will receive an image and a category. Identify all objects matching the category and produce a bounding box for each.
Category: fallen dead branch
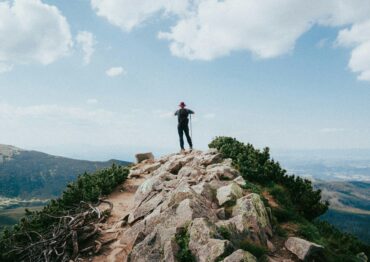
[5,199,113,262]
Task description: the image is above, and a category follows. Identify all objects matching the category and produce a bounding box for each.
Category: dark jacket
[174,108,194,127]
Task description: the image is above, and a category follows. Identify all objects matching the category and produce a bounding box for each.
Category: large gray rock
[128,192,164,224]
[222,249,257,262]
[135,152,154,163]
[128,229,162,261]
[192,182,215,202]
[285,237,324,261]
[141,161,161,173]
[233,176,246,187]
[189,218,233,262]
[207,164,239,180]
[217,182,244,206]
[232,193,272,237]
[356,252,368,262]
[134,176,162,204]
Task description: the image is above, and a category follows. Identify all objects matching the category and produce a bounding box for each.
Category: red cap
[179,101,186,107]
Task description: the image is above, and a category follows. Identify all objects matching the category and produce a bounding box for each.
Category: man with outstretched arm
[175,102,194,152]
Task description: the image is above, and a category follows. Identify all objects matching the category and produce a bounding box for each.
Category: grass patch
[240,241,267,258]
[242,181,261,194]
[175,227,196,262]
[217,226,232,240]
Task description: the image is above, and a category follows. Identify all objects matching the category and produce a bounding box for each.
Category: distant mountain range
[314,180,370,244]
[0,144,130,201]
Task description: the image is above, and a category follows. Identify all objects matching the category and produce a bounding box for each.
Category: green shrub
[175,227,196,262]
[0,164,129,261]
[315,220,370,257]
[274,225,288,237]
[298,223,322,243]
[217,226,231,240]
[239,241,267,258]
[242,181,261,194]
[209,137,328,220]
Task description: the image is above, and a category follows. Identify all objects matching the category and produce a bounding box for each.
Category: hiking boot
[180,148,185,153]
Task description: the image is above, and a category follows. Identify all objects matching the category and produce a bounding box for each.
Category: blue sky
[1,0,370,161]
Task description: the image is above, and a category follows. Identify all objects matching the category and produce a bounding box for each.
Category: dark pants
[178,124,192,149]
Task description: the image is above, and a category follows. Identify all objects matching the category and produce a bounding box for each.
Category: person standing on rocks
[175,102,194,152]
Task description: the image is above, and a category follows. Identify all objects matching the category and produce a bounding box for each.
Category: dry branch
[6,199,113,262]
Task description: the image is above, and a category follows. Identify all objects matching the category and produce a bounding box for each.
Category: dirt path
[90,173,148,262]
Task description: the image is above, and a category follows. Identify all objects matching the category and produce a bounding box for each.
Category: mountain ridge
[0,144,130,200]
[1,137,369,261]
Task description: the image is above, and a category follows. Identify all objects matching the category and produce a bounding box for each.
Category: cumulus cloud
[159,0,370,60]
[0,0,72,72]
[90,0,370,81]
[337,20,370,81]
[76,31,96,64]
[91,0,190,31]
[106,66,126,77]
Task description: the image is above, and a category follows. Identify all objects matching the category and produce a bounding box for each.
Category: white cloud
[0,0,72,72]
[91,0,190,31]
[90,0,370,81]
[106,66,126,77]
[337,20,370,81]
[159,0,370,60]
[76,31,96,64]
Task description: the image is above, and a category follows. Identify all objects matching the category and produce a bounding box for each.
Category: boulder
[141,162,161,173]
[120,220,146,251]
[134,176,162,204]
[216,208,226,220]
[192,182,215,202]
[189,218,233,262]
[128,169,143,178]
[233,176,246,187]
[356,252,368,262]
[135,152,154,163]
[217,182,244,206]
[128,230,162,261]
[285,237,324,261]
[216,214,269,246]
[178,166,203,179]
[128,192,164,224]
[222,249,257,262]
[199,152,223,166]
[207,164,238,180]
[232,193,272,236]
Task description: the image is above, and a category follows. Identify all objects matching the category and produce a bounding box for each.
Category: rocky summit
[89,149,326,262]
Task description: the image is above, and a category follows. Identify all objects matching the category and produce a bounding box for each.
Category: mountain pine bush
[209,136,329,220]
[0,164,129,261]
[209,137,370,260]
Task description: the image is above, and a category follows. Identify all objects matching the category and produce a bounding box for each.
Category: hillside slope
[90,149,297,261]
[0,144,130,199]
[1,138,369,262]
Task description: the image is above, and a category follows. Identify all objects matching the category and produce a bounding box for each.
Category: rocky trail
[83,150,324,262]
